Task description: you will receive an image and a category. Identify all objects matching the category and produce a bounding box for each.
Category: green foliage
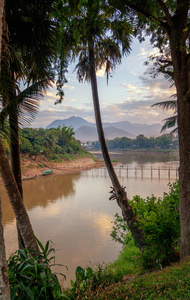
[75,258,190,299]
[92,134,178,150]
[1,126,88,160]
[110,213,129,246]
[66,265,112,299]
[111,181,180,269]
[38,163,44,168]
[8,237,66,299]
[107,242,142,282]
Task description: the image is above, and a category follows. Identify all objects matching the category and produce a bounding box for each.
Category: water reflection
[2,152,179,287]
[1,173,80,225]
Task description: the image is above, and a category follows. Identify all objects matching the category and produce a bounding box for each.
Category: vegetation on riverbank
[65,254,190,299]
[1,126,89,162]
[91,134,178,152]
[7,181,183,299]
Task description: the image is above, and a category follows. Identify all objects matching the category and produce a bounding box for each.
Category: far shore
[0,156,107,184]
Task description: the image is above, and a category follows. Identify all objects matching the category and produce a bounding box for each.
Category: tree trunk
[88,42,145,252]
[169,16,190,259]
[0,194,10,300]
[9,104,25,249]
[0,2,10,297]
[0,139,39,254]
[177,92,190,259]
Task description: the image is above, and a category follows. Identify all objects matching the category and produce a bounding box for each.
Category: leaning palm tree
[56,0,145,250]
[0,0,58,248]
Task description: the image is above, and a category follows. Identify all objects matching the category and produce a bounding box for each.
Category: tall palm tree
[57,0,145,251]
[0,0,58,248]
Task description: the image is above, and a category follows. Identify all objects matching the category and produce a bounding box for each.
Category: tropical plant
[8,237,66,299]
[56,0,145,251]
[66,265,111,300]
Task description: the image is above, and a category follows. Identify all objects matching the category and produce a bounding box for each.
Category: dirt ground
[19,155,106,181]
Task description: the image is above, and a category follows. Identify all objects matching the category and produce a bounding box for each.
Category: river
[1,151,179,287]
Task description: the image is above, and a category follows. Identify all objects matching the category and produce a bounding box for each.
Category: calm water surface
[1,152,179,286]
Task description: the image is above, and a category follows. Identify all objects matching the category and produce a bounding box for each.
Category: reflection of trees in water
[95,152,179,164]
[1,173,81,225]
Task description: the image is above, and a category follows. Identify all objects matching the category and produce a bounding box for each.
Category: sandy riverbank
[0,156,107,184]
[20,156,106,181]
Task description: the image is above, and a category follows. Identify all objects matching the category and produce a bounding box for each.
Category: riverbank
[0,155,107,184]
[21,156,107,181]
[64,245,190,299]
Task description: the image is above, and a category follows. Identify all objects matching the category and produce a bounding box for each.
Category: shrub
[8,237,66,299]
[111,181,180,269]
[66,265,112,299]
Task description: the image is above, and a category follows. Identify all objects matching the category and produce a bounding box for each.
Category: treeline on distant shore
[91,134,178,151]
[1,126,88,161]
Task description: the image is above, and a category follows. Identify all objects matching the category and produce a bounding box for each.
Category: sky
[32,38,176,128]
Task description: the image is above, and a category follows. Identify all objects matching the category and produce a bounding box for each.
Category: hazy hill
[46,116,93,130]
[75,126,135,142]
[46,116,162,141]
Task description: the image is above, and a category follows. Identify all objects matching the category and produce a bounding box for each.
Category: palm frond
[161,115,177,132]
[151,100,177,111]
[0,79,52,128]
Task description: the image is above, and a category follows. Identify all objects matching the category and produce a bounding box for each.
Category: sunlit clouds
[30,38,176,129]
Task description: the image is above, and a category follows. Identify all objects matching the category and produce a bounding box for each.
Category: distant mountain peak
[46,116,162,141]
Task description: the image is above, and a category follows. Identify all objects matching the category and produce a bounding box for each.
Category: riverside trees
[109,0,190,259]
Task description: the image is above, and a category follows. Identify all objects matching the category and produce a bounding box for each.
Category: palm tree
[0,138,39,253]
[57,0,145,251]
[0,0,58,248]
[151,99,177,134]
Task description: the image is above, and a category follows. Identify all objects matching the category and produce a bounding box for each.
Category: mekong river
[1,152,179,286]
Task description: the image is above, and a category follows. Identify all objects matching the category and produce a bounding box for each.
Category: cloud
[31,69,176,128]
[64,84,75,90]
[31,107,95,128]
[45,91,58,100]
[96,65,106,77]
[138,47,159,58]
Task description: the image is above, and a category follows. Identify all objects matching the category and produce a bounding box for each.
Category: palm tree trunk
[0,139,39,254]
[9,103,25,249]
[88,43,145,252]
[0,194,10,300]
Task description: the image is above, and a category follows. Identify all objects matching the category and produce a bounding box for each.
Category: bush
[111,181,180,269]
[8,237,66,299]
[66,265,112,299]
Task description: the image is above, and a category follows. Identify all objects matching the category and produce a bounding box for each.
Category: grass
[64,244,190,299]
[96,258,190,299]
[107,244,142,281]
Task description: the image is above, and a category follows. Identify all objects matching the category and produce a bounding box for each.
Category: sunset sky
[32,38,176,128]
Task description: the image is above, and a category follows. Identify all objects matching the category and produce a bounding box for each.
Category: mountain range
[46,116,162,141]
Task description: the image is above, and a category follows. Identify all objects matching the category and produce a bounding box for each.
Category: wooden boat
[22,175,36,181]
[41,169,53,176]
